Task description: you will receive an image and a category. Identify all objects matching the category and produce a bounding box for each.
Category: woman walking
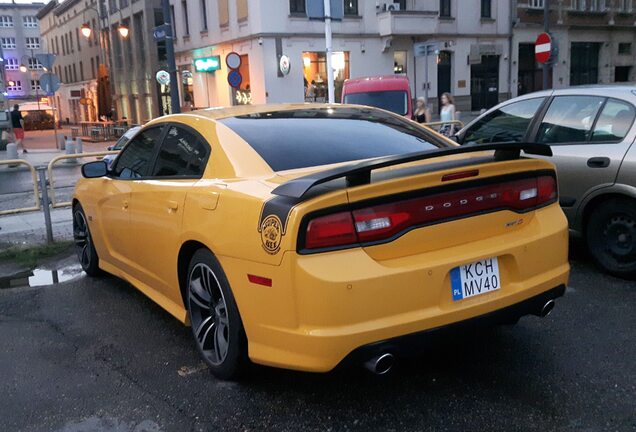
[412,97,432,124]
[439,92,457,137]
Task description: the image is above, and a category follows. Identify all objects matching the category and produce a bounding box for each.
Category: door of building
[570,42,601,85]
[517,43,551,95]
[470,55,499,111]
[437,51,452,113]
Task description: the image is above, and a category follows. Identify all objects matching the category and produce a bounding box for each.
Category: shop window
[302,51,350,103]
[394,51,407,74]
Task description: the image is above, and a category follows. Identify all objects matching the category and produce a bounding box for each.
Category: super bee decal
[259,215,283,254]
[257,195,299,255]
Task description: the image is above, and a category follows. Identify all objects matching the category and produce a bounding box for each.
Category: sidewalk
[21,128,117,152]
[0,207,73,246]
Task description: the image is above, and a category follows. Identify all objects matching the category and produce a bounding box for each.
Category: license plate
[450,257,501,301]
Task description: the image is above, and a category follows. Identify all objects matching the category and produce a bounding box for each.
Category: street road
[0,247,634,432]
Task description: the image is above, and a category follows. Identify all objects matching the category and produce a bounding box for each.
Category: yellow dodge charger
[74,104,570,379]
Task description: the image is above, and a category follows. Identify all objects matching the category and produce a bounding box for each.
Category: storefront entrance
[470,55,499,111]
[302,51,349,102]
[437,51,452,113]
[517,43,551,95]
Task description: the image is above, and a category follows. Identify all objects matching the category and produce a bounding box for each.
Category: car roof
[149,103,332,123]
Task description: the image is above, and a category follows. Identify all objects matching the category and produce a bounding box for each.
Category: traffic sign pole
[324,0,335,104]
[543,0,551,90]
[161,0,180,114]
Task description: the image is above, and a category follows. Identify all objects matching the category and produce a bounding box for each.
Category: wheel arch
[580,192,636,235]
[177,240,210,314]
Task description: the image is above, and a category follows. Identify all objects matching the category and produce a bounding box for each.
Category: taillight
[305,211,358,250]
[301,173,557,251]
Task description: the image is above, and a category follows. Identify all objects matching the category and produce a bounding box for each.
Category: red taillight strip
[301,172,557,252]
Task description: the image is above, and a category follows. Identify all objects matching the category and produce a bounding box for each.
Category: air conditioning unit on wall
[381,2,401,11]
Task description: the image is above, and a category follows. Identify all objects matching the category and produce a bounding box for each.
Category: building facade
[0,2,46,110]
[170,0,513,114]
[512,0,636,98]
[38,0,104,124]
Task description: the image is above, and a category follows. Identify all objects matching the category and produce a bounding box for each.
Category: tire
[586,198,636,279]
[186,249,249,380]
[72,203,102,277]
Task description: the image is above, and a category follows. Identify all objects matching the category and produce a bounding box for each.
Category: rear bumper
[342,284,566,365]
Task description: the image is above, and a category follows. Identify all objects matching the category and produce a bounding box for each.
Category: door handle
[122,200,129,210]
[167,200,179,211]
[587,157,610,168]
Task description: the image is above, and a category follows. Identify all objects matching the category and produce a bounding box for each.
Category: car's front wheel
[186,249,249,380]
[586,197,636,279]
[73,203,101,277]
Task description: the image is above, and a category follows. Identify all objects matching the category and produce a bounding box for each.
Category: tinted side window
[112,127,163,179]
[536,96,605,144]
[463,98,544,144]
[151,126,209,177]
[591,99,635,142]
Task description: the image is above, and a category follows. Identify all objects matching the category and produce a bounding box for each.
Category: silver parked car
[455,85,636,278]
[103,126,141,168]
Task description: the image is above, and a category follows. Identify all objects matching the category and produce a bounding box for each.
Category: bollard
[65,140,77,164]
[58,135,66,151]
[75,137,83,154]
[6,142,18,160]
[36,166,54,244]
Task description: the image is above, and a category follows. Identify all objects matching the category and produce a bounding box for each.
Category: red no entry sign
[535,32,552,64]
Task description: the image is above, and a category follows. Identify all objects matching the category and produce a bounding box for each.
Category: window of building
[181,0,190,35]
[80,61,84,81]
[28,57,43,70]
[4,58,18,70]
[529,0,544,7]
[570,42,600,85]
[619,0,632,12]
[302,51,350,102]
[481,0,492,17]
[290,0,305,15]
[23,16,38,28]
[344,0,358,15]
[170,6,177,39]
[25,37,40,49]
[440,0,451,17]
[91,57,95,79]
[134,12,146,66]
[109,0,118,13]
[218,0,229,26]
[237,0,248,21]
[76,28,81,51]
[536,96,605,144]
[200,0,207,31]
[0,16,13,27]
[151,126,209,177]
[1,37,16,49]
[618,42,632,55]
[30,79,40,91]
[7,80,22,91]
[120,0,129,8]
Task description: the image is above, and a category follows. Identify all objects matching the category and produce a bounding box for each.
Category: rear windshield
[344,91,408,116]
[218,108,444,172]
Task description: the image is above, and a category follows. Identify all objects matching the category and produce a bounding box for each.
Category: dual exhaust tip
[362,299,557,375]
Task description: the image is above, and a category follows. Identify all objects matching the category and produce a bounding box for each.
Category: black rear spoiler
[271,142,552,199]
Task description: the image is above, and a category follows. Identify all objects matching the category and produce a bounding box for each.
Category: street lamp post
[19,49,41,110]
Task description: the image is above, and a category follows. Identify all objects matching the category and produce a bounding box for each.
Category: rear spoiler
[271,142,552,199]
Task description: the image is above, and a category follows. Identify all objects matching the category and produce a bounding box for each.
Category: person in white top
[439,92,457,137]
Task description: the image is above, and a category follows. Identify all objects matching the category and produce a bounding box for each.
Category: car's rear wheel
[73,203,101,277]
[586,198,636,279]
[186,249,248,380]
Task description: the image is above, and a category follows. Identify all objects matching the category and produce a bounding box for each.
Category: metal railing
[423,120,465,129]
[47,151,118,208]
[0,159,41,215]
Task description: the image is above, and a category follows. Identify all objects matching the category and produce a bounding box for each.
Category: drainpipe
[508,0,515,99]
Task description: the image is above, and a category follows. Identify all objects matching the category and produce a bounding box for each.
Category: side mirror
[81,161,108,178]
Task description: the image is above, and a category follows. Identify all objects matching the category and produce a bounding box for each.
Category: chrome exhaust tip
[364,353,394,375]
[538,299,555,317]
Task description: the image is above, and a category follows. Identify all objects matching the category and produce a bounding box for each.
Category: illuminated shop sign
[194,56,221,73]
[235,90,252,105]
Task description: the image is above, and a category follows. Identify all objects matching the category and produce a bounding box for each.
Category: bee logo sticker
[259,215,283,254]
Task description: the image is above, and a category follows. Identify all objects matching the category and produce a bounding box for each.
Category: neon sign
[193,56,221,73]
